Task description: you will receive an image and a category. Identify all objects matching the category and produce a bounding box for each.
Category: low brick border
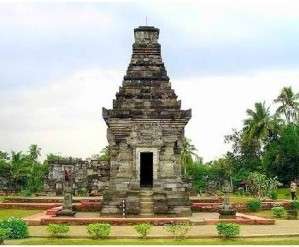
[0,201,101,211]
[40,216,190,226]
[192,201,291,212]
[23,207,274,226]
[0,202,61,210]
[203,213,275,225]
[2,197,101,203]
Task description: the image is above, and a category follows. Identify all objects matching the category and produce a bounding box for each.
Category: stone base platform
[0,200,101,211]
[22,209,274,226]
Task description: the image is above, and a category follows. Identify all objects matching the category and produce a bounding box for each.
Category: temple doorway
[140,152,153,187]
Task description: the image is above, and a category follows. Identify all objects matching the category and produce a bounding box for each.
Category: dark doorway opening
[140,152,153,188]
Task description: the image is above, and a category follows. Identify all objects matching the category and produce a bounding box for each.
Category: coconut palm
[7,151,30,192]
[180,138,199,175]
[243,102,273,144]
[274,86,299,123]
[28,144,41,162]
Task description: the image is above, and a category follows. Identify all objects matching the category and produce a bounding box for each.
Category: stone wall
[44,158,109,196]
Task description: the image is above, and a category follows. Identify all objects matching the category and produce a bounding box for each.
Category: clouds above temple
[0,0,299,161]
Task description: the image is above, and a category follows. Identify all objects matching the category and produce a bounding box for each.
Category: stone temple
[101,26,192,216]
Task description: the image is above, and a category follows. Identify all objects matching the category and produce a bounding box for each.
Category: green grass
[5,237,299,245]
[0,209,41,220]
[249,210,281,219]
[231,187,299,202]
[230,195,254,204]
[250,209,298,220]
[0,195,7,202]
[276,188,299,200]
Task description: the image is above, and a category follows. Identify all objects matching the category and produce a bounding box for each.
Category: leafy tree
[186,160,208,193]
[263,123,299,185]
[274,86,299,123]
[99,146,110,161]
[180,138,199,175]
[246,171,280,199]
[28,144,41,162]
[0,145,48,193]
[208,157,234,189]
[6,151,29,192]
[243,101,273,144]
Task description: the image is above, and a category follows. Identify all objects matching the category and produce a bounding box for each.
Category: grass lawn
[250,209,297,220]
[230,195,254,204]
[0,195,7,202]
[276,188,299,200]
[5,236,299,245]
[251,210,276,219]
[0,209,41,220]
[230,187,299,203]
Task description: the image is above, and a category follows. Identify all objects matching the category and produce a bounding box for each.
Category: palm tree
[7,151,30,192]
[180,138,199,176]
[274,86,299,123]
[28,144,41,162]
[243,102,273,144]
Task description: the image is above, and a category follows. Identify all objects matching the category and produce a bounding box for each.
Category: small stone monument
[218,180,236,219]
[57,166,76,216]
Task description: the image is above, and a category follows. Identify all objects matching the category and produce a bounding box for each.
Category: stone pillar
[57,166,76,216]
[218,180,236,219]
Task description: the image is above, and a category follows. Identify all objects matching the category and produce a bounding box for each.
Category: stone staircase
[139,189,154,216]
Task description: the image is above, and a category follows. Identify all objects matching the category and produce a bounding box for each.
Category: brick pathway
[28,220,299,238]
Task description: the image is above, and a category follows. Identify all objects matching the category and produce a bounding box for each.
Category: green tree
[99,146,110,161]
[186,160,208,193]
[246,171,280,199]
[180,138,199,176]
[243,102,273,143]
[263,123,299,185]
[28,144,41,162]
[6,151,29,192]
[274,86,299,123]
[0,145,48,193]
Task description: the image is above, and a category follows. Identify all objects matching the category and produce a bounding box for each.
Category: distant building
[45,158,109,196]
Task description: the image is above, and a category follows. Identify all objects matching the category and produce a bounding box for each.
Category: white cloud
[1,67,298,161]
[173,68,299,162]
[0,68,123,159]
[0,3,117,33]
[1,0,299,162]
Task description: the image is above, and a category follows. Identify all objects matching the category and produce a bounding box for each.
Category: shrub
[247,198,261,212]
[291,200,299,210]
[0,217,28,239]
[87,223,111,239]
[216,223,240,239]
[270,191,278,200]
[165,223,191,240]
[19,189,32,197]
[134,223,152,239]
[271,206,286,218]
[47,224,69,238]
[0,227,10,244]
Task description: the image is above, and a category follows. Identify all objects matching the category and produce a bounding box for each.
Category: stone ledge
[40,216,190,226]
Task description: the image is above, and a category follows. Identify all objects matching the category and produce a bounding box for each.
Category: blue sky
[0,0,299,161]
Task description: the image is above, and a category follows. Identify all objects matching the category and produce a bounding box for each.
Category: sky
[0,0,299,162]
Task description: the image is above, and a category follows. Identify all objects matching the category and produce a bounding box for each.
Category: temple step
[139,191,154,215]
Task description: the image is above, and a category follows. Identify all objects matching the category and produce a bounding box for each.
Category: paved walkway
[29,220,299,238]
